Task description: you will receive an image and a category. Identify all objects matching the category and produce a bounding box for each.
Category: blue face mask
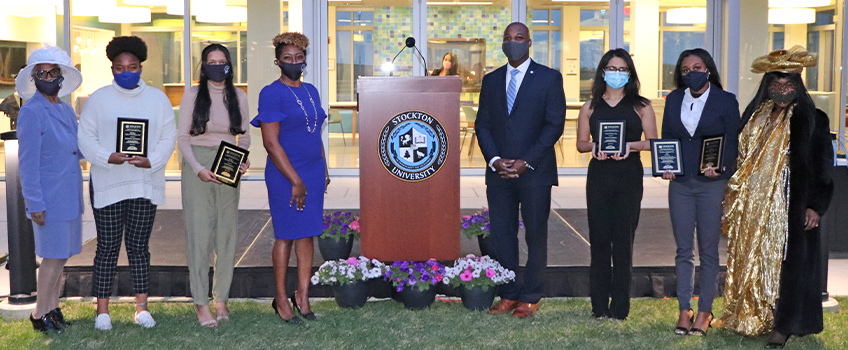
[604,71,629,90]
[114,71,141,89]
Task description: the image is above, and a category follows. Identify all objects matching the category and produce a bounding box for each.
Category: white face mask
[604,71,629,90]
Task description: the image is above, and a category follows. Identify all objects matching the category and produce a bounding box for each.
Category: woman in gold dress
[719,45,833,348]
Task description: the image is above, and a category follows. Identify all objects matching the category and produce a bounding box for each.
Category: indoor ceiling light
[195,5,247,23]
[70,0,115,17]
[3,4,54,17]
[666,7,706,24]
[768,7,815,24]
[428,1,493,4]
[769,0,830,7]
[551,0,630,2]
[122,0,171,5]
[99,6,151,23]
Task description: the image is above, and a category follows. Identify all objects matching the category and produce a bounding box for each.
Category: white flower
[311,275,320,285]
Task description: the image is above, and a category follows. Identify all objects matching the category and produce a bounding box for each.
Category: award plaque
[597,120,627,155]
[116,117,148,157]
[699,134,725,175]
[210,141,249,188]
[650,139,683,176]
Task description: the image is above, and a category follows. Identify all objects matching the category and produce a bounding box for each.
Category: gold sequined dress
[718,101,792,336]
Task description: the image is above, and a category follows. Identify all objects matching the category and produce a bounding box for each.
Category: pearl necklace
[283,81,319,133]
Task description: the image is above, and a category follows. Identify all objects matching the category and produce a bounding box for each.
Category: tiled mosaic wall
[371,6,511,71]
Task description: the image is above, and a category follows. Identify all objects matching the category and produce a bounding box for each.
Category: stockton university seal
[379,111,448,182]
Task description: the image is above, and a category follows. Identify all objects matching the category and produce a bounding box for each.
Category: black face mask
[682,71,710,91]
[34,76,63,97]
[204,64,229,82]
[502,41,530,62]
[279,61,306,81]
[769,90,797,104]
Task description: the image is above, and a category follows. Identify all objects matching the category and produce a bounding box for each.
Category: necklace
[603,94,622,101]
[283,81,319,133]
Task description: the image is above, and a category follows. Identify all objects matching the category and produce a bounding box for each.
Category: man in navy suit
[475,22,566,318]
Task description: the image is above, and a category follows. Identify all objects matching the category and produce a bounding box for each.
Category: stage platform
[62,209,727,299]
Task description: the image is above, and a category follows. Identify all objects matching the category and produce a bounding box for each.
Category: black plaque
[210,141,249,187]
[699,134,725,175]
[116,118,148,157]
[650,139,683,176]
[597,120,626,155]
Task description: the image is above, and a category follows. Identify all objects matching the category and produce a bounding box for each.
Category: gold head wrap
[751,45,817,74]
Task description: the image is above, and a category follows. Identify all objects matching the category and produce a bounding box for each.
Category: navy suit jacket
[475,60,566,187]
[661,87,740,182]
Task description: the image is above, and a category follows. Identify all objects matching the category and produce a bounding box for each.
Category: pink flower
[346,257,358,265]
[460,270,473,282]
[350,221,360,231]
[462,215,471,220]
[485,269,495,278]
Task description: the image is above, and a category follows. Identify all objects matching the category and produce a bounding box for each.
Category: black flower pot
[477,235,493,257]
[460,285,496,311]
[397,287,436,310]
[333,280,369,309]
[318,236,354,261]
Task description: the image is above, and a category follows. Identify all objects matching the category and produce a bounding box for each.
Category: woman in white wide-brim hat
[15,44,84,333]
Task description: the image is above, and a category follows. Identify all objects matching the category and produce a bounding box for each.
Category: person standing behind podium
[178,44,250,327]
[78,36,176,331]
[660,49,739,336]
[432,52,458,76]
[476,22,565,319]
[252,32,329,324]
[576,49,657,320]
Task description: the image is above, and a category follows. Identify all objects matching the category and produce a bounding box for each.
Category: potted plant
[461,209,523,257]
[383,259,445,310]
[443,255,516,311]
[318,211,360,261]
[311,256,384,308]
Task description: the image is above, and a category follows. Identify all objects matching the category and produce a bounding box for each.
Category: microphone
[405,37,416,48]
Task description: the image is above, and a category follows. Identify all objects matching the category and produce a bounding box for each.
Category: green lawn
[1,297,846,350]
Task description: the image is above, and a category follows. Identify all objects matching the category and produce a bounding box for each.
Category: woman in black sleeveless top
[576,49,658,320]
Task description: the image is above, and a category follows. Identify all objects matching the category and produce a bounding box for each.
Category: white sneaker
[134,310,156,328]
[94,313,112,330]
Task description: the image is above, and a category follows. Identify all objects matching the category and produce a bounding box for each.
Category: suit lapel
[491,66,509,116]
[509,60,537,118]
[692,90,716,137]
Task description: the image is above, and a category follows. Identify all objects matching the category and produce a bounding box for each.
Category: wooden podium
[358,76,461,261]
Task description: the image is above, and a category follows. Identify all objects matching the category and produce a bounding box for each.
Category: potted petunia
[319,211,361,261]
[443,255,516,311]
[461,209,522,256]
[311,256,384,308]
[383,259,446,310]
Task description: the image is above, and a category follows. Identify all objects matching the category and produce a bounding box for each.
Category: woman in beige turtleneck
[178,44,250,327]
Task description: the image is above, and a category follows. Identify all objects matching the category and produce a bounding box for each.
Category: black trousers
[90,182,158,298]
[486,184,552,304]
[586,157,643,319]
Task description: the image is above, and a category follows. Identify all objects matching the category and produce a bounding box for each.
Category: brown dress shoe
[488,299,520,314]
[512,303,540,318]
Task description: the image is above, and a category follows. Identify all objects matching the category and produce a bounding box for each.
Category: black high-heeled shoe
[271,298,302,324]
[30,312,61,333]
[766,331,790,348]
[675,309,694,335]
[688,312,714,336]
[291,293,317,321]
[48,308,71,327]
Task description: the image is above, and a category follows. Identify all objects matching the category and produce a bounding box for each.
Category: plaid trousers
[90,183,158,298]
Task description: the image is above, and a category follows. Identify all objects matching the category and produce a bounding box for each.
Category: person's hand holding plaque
[128,155,151,168]
[704,166,720,178]
[198,169,223,184]
[591,143,610,161]
[108,152,133,165]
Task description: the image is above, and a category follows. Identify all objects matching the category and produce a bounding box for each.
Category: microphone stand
[389,46,408,77]
[412,45,428,76]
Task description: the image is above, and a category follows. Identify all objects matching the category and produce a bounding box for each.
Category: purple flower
[341,223,349,229]
[322,222,330,230]
[400,261,409,269]
[408,277,417,285]
[385,270,393,277]
[344,212,352,218]
[333,211,342,217]
[330,229,337,235]
[421,272,430,282]
[341,227,348,234]
[481,210,489,216]
[333,219,342,225]
[482,223,490,231]
[462,222,471,229]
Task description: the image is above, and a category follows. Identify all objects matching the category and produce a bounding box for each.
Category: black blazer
[661,87,740,182]
[475,60,566,187]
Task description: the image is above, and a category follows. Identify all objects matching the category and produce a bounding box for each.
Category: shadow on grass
[0,297,842,350]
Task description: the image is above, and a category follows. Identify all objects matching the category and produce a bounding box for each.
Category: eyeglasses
[681,67,708,75]
[34,68,62,80]
[604,66,630,73]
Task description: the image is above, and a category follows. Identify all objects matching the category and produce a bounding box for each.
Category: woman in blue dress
[252,32,328,324]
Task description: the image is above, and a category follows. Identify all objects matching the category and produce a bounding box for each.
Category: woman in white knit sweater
[77,36,176,331]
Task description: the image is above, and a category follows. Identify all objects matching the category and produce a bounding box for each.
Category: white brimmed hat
[15,45,82,100]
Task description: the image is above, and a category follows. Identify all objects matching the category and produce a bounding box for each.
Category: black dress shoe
[291,294,317,321]
[766,332,790,348]
[48,308,71,327]
[271,298,303,324]
[30,313,61,333]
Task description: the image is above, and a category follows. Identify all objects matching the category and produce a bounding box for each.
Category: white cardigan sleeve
[147,98,177,172]
[77,100,114,168]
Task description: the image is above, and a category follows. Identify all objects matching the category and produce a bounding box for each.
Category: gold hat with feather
[751,45,817,74]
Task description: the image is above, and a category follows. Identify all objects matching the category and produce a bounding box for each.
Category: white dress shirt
[489,59,533,171]
[680,85,711,137]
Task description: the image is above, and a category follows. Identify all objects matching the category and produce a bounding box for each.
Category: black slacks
[486,183,552,304]
[586,157,643,319]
